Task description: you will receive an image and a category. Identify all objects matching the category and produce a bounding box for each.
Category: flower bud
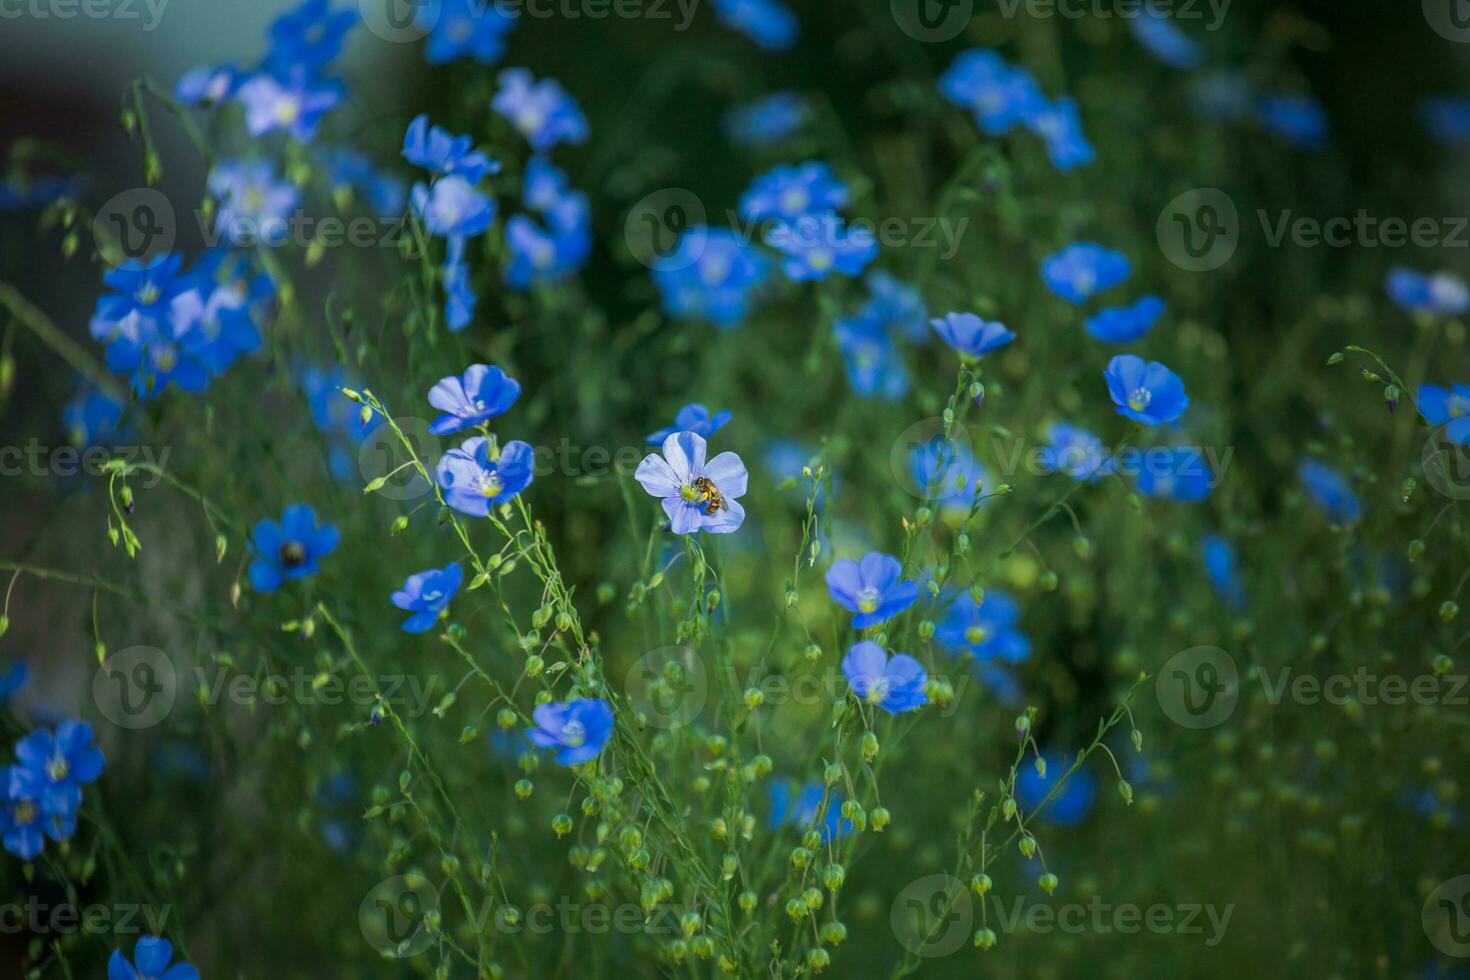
[1039,872,1058,895]
[1019,835,1036,859]
[744,687,765,709]
[823,864,846,891]
[552,813,573,837]
[514,779,533,800]
[870,806,891,831]
[974,927,997,950]
[821,921,847,946]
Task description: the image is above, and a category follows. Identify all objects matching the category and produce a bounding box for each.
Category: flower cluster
[89,251,271,398]
[1,722,104,861]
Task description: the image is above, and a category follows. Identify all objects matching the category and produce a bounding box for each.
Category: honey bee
[692,476,728,515]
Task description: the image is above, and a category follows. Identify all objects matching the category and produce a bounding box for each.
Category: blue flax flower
[504,196,591,288]
[412,175,495,238]
[1129,6,1203,70]
[1256,93,1328,150]
[910,439,985,505]
[235,66,344,143]
[108,936,198,980]
[420,0,518,65]
[1421,98,1470,144]
[647,404,732,444]
[841,641,927,715]
[436,437,535,516]
[1038,422,1112,482]
[1387,268,1470,318]
[863,270,929,343]
[825,552,919,629]
[1418,383,1470,443]
[636,432,748,535]
[392,563,464,633]
[653,228,769,327]
[1023,97,1095,171]
[1,770,56,859]
[1201,534,1246,608]
[739,162,849,223]
[443,240,476,331]
[402,115,499,183]
[1085,295,1165,343]
[835,312,909,400]
[428,364,522,435]
[939,49,1042,135]
[712,0,797,50]
[63,385,125,447]
[12,721,104,816]
[1015,751,1096,827]
[1042,243,1131,304]
[527,699,614,766]
[1127,446,1212,502]
[207,160,301,247]
[248,505,339,592]
[1104,354,1189,425]
[930,312,1015,359]
[724,93,806,146]
[937,590,1030,663]
[266,0,356,73]
[0,662,26,701]
[769,782,852,841]
[174,64,238,107]
[492,68,589,151]
[767,213,877,281]
[1298,458,1360,523]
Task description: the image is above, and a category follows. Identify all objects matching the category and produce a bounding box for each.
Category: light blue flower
[826,553,919,629]
[1085,296,1165,343]
[647,404,732,444]
[635,431,748,535]
[930,312,1015,359]
[527,699,614,766]
[841,641,927,715]
[391,563,464,633]
[1104,355,1189,425]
